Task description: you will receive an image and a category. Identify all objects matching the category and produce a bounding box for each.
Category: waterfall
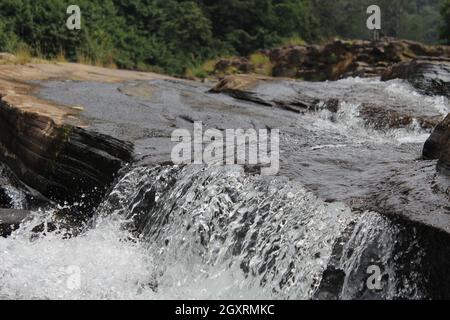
[1,77,448,300]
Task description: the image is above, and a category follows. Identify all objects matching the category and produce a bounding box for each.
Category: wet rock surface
[0,162,50,210]
[0,61,166,215]
[32,74,449,234]
[212,75,446,130]
[1,59,450,299]
[382,58,450,97]
[423,114,450,175]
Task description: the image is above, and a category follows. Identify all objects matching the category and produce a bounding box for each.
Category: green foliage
[0,0,446,75]
[249,53,272,76]
[198,0,318,55]
[185,58,218,79]
[0,0,320,74]
[442,0,450,43]
[311,0,444,44]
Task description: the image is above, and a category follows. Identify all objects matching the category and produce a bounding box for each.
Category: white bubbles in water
[0,165,357,300]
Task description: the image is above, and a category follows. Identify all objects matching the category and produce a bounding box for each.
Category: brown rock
[0,62,163,214]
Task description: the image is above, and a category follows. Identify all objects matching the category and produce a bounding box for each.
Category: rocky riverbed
[0,45,450,299]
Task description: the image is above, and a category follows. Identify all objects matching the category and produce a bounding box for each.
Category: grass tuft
[15,44,32,65]
[55,48,67,63]
[185,58,220,79]
[280,35,307,47]
[249,53,272,76]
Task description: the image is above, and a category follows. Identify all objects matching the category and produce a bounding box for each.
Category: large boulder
[382,58,450,97]
[423,114,450,174]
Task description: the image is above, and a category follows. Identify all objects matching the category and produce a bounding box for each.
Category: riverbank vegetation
[0,0,448,76]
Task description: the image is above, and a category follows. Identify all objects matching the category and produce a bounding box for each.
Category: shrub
[249,53,273,76]
[15,43,32,65]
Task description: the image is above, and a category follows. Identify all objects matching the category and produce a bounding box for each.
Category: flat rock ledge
[0,62,165,213]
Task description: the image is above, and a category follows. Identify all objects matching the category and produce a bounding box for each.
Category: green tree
[442,0,450,43]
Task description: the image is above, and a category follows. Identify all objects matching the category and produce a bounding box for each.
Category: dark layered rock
[0,162,51,210]
[0,97,134,214]
[423,114,450,175]
[360,103,442,130]
[382,58,450,97]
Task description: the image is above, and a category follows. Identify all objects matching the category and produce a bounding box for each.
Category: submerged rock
[382,58,450,97]
[359,103,441,130]
[0,188,11,208]
[212,75,444,130]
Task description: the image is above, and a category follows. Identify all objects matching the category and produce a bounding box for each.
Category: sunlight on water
[0,215,154,299]
[0,78,443,300]
[0,165,356,300]
[0,211,273,300]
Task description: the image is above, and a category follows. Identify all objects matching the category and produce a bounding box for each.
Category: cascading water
[0,77,449,300]
[0,164,433,300]
[98,164,358,299]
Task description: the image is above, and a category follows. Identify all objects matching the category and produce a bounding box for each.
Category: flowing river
[0,77,449,299]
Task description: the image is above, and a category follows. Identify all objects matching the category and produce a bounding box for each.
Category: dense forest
[0,0,449,75]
